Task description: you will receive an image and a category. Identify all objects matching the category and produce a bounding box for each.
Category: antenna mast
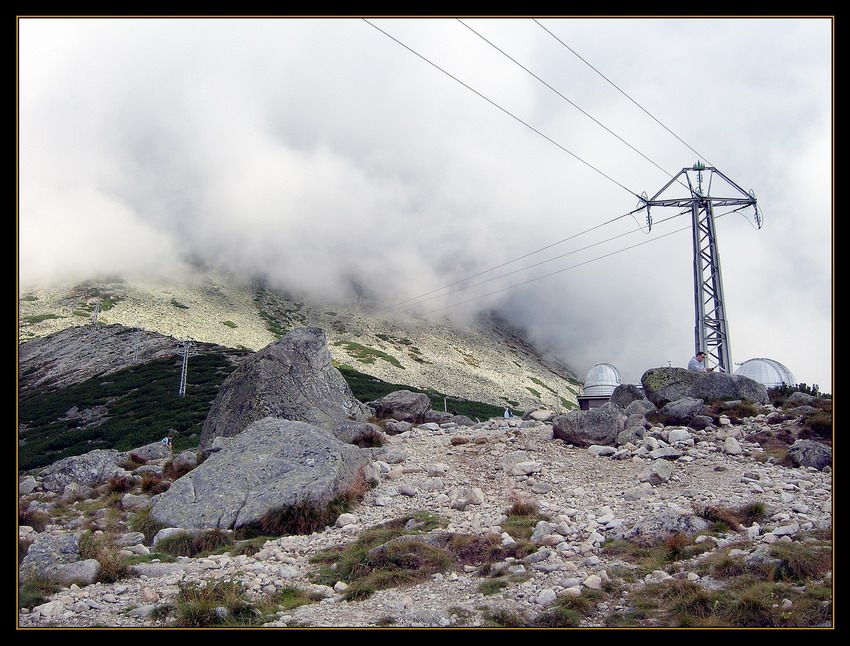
[176,340,199,397]
[640,162,762,373]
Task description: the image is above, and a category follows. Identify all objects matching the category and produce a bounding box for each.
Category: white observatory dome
[583,363,621,396]
[735,358,796,388]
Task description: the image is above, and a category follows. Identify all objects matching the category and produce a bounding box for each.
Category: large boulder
[552,402,626,447]
[331,421,387,448]
[784,392,815,408]
[199,328,372,448]
[368,390,432,422]
[610,384,647,409]
[641,367,768,407]
[660,398,705,425]
[19,533,100,585]
[39,449,129,493]
[129,441,171,462]
[788,440,831,471]
[152,418,368,530]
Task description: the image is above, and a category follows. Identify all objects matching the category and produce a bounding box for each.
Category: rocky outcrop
[641,367,768,407]
[784,392,815,408]
[552,403,626,447]
[39,449,129,493]
[152,418,368,530]
[788,439,831,471]
[18,324,179,396]
[332,421,387,448]
[368,390,431,422]
[199,328,372,448]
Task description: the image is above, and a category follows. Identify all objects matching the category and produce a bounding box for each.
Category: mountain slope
[19,273,582,411]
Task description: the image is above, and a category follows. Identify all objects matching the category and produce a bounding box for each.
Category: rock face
[152,418,368,530]
[199,328,372,448]
[788,440,832,471]
[368,390,432,422]
[609,384,646,409]
[552,403,626,447]
[18,323,179,396]
[39,449,128,493]
[641,367,768,407]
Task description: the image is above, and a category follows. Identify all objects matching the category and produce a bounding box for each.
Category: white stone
[723,437,743,455]
[582,574,602,589]
[536,589,557,607]
[335,513,358,527]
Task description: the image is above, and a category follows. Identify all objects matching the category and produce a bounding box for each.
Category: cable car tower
[640,162,762,373]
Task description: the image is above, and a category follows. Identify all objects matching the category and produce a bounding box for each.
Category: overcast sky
[18,17,833,392]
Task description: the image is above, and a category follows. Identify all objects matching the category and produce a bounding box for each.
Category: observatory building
[734,358,796,389]
[578,363,621,410]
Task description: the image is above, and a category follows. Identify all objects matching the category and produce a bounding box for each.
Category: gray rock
[660,398,705,425]
[152,527,202,547]
[616,426,645,446]
[19,476,37,495]
[39,449,128,493]
[114,532,147,548]
[666,428,692,443]
[200,328,372,447]
[784,392,815,408]
[499,450,530,472]
[526,409,556,422]
[152,418,367,529]
[424,410,453,424]
[19,533,81,581]
[450,415,476,427]
[552,402,626,447]
[723,437,744,455]
[788,440,831,471]
[50,559,101,586]
[129,441,171,461]
[588,445,616,457]
[649,447,684,460]
[610,384,646,409]
[368,390,432,422]
[624,399,657,416]
[122,493,155,511]
[610,510,711,541]
[640,460,673,485]
[331,421,387,448]
[641,367,768,407]
[384,420,413,435]
[511,461,543,476]
[172,450,198,473]
[688,415,714,430]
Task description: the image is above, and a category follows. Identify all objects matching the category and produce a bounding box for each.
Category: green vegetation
[336,365,505,420]
[525,387,541,399]
[529,376,557,395]
[560,396,578,411]
[310,511,448,600]
[22,314,62,324]
[129,508,168,544]
[78,531,130,582]
[170,299,189,310]
[335,341,404,369]
[221,320,238,329]
[21,294,39,301]
[169,580,261,627]
[18,350,244,470]
[18,576,60,610]
[603,533,715,576]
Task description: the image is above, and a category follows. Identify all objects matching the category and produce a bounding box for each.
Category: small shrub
[737,502,767,526]
[118,456,146,470]
[173,580,259,627]
[221,320,238,329]
[478,579,510,596]
[692,504,743,532]
[18,576,60,610]
[507,498,539,517]
[156,531,198,557]
[799,412,833,440]
[19,507,49,532]
[484,608,530,627]
[129,508,167,544]
[532,605,582,627]
[192,528,233,555]
[231,536,273,557]
[162,459,194,481]
[78,531,130,582]
[140,473,170,495]
[769,541,832,581]
[107,475,132,494]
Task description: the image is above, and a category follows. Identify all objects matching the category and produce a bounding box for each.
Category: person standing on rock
[688,351,714,373]
[161,434,174,453]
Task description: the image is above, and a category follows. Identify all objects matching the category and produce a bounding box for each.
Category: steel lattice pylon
[641,162,762,373]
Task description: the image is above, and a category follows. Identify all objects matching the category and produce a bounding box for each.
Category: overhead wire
[533,18,716,167]
[457,19,679,183]
[419,207,744,315]
[397,207,691,309]
[362,18,642,200]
